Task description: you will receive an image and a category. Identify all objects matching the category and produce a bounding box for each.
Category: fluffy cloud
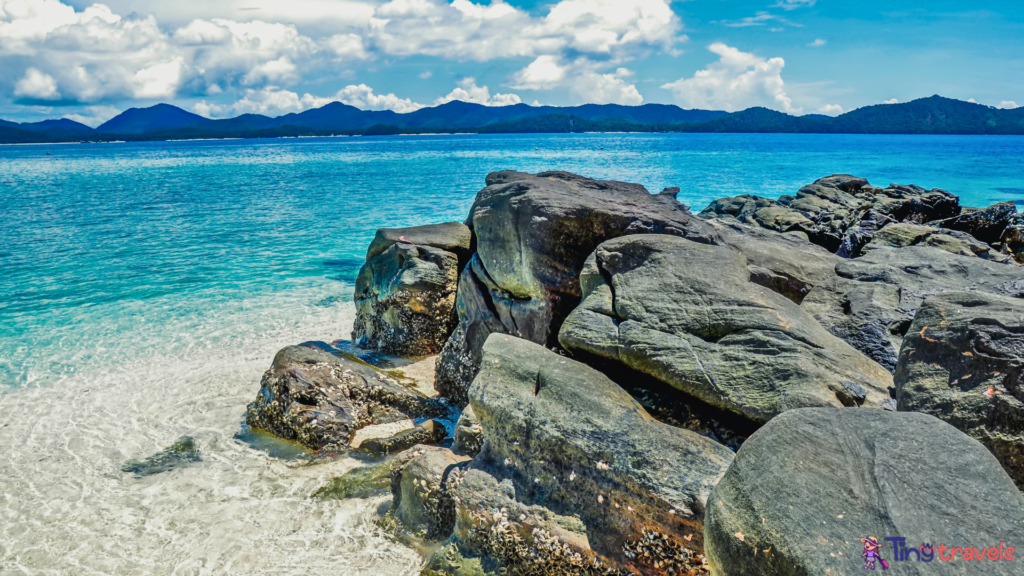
[816,103,843,115]
[335,84,423,112]
[61,104,119,126]
[435,78,521,106]
[661,43,799,113]
[998,100,1019,109]
[883,98,899,104]
[14,67,60,100]
[808,38,826,47]
[512,56,642,105]
[368,0,681,61]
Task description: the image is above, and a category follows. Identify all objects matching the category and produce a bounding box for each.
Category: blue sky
[1,0,1021,125]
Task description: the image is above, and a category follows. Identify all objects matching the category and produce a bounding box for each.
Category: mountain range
[2,96,1023,144]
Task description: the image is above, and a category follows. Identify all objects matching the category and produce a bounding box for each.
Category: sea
[1,132,1023,575]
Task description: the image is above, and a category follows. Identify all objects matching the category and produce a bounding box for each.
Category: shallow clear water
[1,133,1022,574]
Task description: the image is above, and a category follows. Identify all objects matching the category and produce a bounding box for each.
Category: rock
[353,222,472,356]
[365,222,473,262]
[699,174,961,255]
[245,343,444,452]
[705,408,1024,576]
[895,292,1024,488]
[121,436,201,477]
[938,202,1018,245]
[435,170,720,405]
[358,420,447,457]
[559,235,893,424]
[451,405,484,457]
[863,222,1010,262]
[1000,213,1024,263]
[468,334,734,570]
[391,445,471,539]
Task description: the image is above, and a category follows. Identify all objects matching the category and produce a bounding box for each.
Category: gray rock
[468,334,734,569]
[895,292,1024,488]
[435,170,719,405]
[863,222,1009,262]
[391,445,471,539]
[121,436,201,477]
[700,174,961,255]
[937,201,1018,246]
[244,343,444,451]
[354,222,471,356]
[358,420,447,457]
[559,235,893,424]
[705,408,1024,576]
[451,405,484,457]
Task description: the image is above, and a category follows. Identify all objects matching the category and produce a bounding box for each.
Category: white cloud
[323,33,369,60]
[772,0,816,10]
[336,83,424,113]
[62,104,119,126]
[368,0,682,61]
[998,100,1019,109]
[511,56,642,105]
[883,98,899,104]
[661,43,800,113]
[419,71,432,79]
[511,55,568,90]
[968,98,978,103]
[808,38,826,47]
[14,67,60,100]
[227,86,332,115]
[435,78,521,106]
[817,103,843,115]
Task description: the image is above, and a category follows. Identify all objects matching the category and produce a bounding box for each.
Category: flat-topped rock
[354,222,471,356]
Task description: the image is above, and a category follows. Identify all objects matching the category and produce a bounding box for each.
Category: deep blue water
[1,132,1023,387]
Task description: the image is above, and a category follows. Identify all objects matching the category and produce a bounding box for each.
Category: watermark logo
[861,537,889,570]
[859,536,1015,569]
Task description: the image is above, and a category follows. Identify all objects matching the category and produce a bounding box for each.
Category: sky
[0,0,1021,125]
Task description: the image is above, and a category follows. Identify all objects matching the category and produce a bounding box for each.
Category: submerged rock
[467,334,733,571]
[121,436,201,477]
[353,222,472,356]
[312,460,395,500]
[435,170,719,405]
[560,235,893,423]
[244,342,444,452]
[895,291,1024,488]
[705,408,1024,576]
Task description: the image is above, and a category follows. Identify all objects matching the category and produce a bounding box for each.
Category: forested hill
[3,96,1023,144]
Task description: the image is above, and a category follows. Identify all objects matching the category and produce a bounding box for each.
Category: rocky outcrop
[700,174,961,255]
[560,235,893,423]
[937,201,1018,246]
[435,170,720,406]
[862,222,1010,261]
[895,292,1024,488]
[353,222,472,356]
[466,334,734,572]
[244,342,445,452]
[705,408,1024,576]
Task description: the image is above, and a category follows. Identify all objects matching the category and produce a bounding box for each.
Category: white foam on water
[0,286,422,575]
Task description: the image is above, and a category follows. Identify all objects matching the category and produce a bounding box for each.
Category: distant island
[2,95,1023,144]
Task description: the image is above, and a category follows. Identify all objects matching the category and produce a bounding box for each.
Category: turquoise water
[1,133,1023,574]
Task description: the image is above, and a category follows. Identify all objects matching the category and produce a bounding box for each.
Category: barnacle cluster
[622,528,709,576]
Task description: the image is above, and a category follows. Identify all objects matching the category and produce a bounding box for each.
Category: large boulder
[560,235,893,424]
[391,445,471,540]
[244,343,445,451]
[895,291,1024,488]
[467,334,734,572]
[353,222,472,356]
[700,174,961,256]
[937,202,1018,246]
[436,171,720,405]
[705,408,1024,576]
[862,222,1009,262]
